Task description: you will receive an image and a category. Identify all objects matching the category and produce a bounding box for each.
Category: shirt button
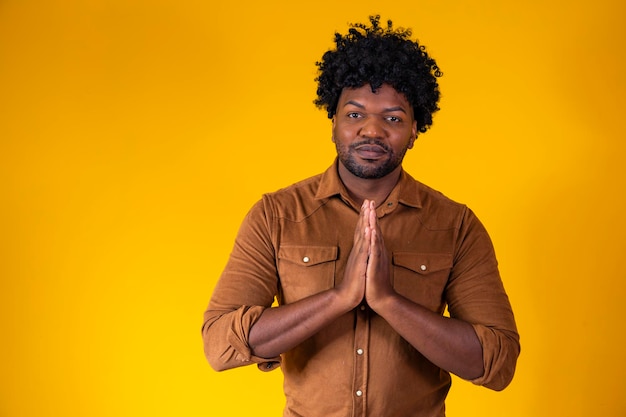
[420,264,427,271]
[360,305,366,311]
[356,348,364,355]
[303,256,310,263]
[356,390,363,397]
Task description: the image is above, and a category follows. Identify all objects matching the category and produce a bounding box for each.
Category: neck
[337,162,403,207]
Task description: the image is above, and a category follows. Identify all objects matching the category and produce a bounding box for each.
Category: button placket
[352,304,369,414]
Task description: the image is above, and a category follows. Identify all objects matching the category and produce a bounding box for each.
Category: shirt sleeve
[201,198,281,372]
[446,207,520,391]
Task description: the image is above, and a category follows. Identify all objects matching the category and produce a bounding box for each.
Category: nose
[359,117,384,139]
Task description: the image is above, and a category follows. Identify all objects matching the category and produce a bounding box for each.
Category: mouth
[353,144,388,160]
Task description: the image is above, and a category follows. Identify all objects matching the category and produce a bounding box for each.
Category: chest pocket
[392,252,453,313]
[277,245,338,304]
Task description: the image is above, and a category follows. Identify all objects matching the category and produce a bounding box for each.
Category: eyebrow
[344,100,408,114]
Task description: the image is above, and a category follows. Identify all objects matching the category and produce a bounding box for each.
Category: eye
[386,116,402,123]
[347,112,362,119]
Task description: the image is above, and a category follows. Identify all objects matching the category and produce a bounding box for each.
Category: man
[202,15,520,417]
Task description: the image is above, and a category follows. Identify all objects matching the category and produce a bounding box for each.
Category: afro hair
[314,15,443,134]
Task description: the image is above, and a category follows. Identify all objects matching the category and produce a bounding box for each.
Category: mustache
[350,140,391,153]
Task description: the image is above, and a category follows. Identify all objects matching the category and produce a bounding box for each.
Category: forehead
[338,84,411,110]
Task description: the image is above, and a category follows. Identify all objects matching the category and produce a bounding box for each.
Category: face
[332,83,418,179]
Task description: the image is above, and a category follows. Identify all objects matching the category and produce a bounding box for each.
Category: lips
[353,143,388,160]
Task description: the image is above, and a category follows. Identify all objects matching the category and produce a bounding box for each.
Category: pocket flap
[392,252,453,275]
[278,245,338,267]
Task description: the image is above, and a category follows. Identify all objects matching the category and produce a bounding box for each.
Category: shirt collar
[315,159,423,210]
[315,159,346,201]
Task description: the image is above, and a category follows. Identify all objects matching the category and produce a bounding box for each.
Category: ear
[331,117,336,143]
[407,120,418,149]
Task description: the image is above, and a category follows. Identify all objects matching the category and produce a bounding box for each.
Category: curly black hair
[314,15,443,134]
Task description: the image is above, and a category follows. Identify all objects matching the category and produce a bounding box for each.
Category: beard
[335,139,410,179]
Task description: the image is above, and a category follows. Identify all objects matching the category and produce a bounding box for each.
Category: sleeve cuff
[223,305,282,371]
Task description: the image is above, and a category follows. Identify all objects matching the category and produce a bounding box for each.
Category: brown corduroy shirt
[202,162,520,417]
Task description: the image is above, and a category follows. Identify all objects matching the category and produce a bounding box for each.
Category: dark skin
[248,84,484,380]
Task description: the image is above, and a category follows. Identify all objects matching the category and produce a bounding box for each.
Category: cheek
[333,123,356,140]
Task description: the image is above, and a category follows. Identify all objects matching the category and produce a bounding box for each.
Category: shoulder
[402,173,469,230]
[258,173,327,222]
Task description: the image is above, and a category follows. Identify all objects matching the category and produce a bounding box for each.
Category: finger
[352,200,373,258]
[353,199,369,241]
[366,228,379,281]
[369,228,378,257]
[368,200,377,230]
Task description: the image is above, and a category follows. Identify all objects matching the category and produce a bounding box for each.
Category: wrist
[331,286,363,313]
[367,289,397,314]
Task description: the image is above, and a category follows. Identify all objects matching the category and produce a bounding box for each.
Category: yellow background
[1,0,625,416]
